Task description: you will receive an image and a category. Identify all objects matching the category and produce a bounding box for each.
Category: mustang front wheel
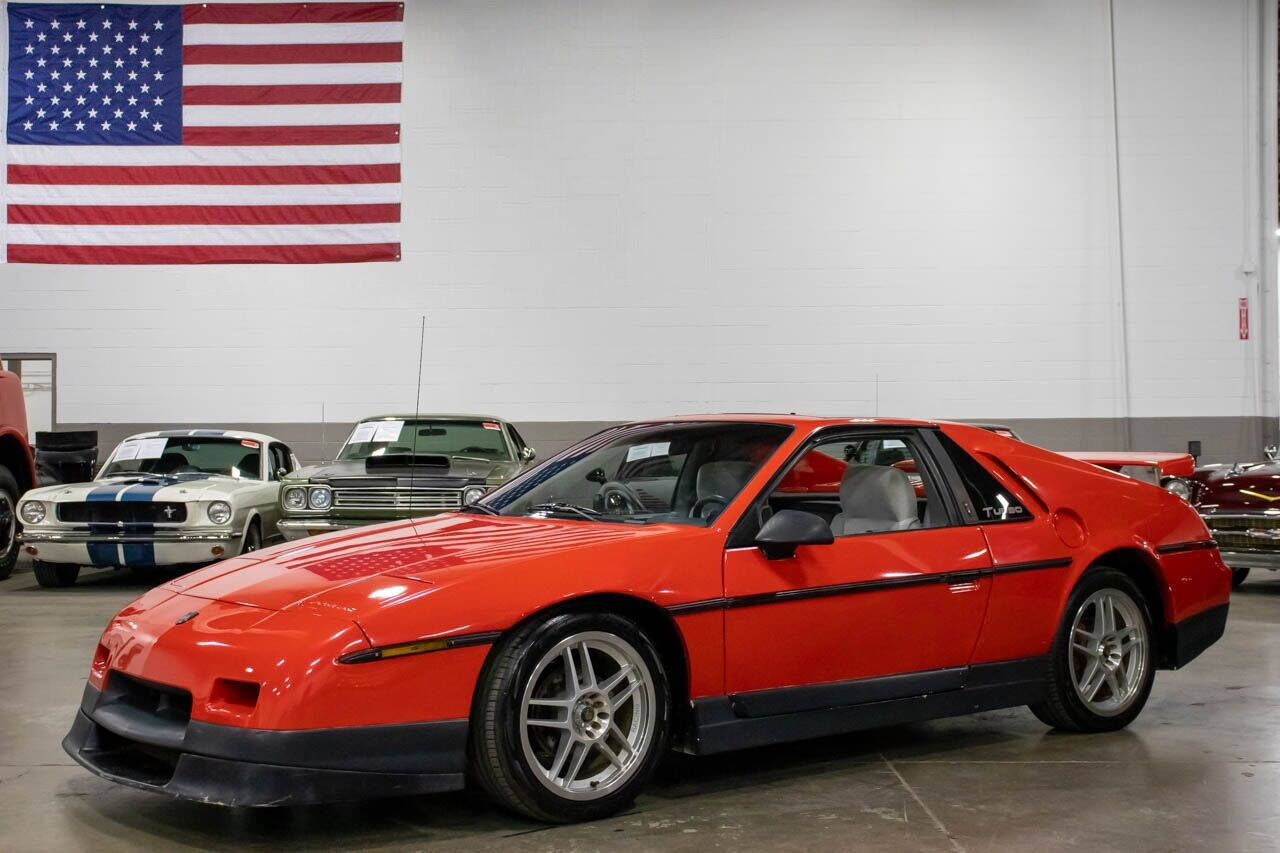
[470,611,670,822]
[1031,568,1154,732]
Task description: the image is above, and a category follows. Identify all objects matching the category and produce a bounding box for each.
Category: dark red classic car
[1191,449,1280,586]
[65,417,1229,822]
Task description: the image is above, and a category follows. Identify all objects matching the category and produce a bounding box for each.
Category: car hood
[1193,461,1280,512]
[290,457,520,483]
[164,513,689,620]
[24,473,256,502]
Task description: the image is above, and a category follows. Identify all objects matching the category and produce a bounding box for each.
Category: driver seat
[830,464,922,536]
[694,461,755,518]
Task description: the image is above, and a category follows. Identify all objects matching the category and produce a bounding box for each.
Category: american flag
[5,2,403,264]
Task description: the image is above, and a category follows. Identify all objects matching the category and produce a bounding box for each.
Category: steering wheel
[689,494,729,520]
[599,481,645,514]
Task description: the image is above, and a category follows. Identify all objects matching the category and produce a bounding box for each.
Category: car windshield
[337,419,512,461]
[100,437,262,480]
[478,422,791,526]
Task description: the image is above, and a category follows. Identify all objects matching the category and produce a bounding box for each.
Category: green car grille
[331,487,462,511]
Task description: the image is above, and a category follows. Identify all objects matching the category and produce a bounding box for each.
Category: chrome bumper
[278,518,367,541]
[21,529,240,544]
[1217,550,1280,571]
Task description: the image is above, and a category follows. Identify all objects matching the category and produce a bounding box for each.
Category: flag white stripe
[183,103,399,127]
[183,22,404,46]
[182,63,403,86]
[7,144,401,167]
[9,223,400,246]
[6,183,402,206]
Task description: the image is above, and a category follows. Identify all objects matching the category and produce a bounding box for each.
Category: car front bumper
[277,517,370,541]
[63,682,468,806]
[1216,550,1280,571]
[21,528,241,567]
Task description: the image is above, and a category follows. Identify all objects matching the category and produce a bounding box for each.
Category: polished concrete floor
[1,555,1277,853]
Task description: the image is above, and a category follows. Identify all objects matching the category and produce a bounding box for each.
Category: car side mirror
[754,509,834,560]
[1266,445,1279,462]
[521,446,537,463]
[275,466,289,480]
[585,467,608,485]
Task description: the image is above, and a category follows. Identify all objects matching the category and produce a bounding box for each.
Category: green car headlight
[282,487,308,511]
[308,487,333,511]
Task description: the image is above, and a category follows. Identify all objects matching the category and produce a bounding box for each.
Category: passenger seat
[830,464,923,536]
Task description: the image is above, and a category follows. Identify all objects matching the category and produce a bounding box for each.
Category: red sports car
[64,416,1230,822]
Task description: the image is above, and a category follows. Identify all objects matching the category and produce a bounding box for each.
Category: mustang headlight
[462,485,487,506]
[282,486,308,511]
[20,500,46,524]
[1162,477,1193,501]
[207,501,233,525]
[308,487,333,510]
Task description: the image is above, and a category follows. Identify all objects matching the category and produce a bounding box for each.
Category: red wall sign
[1239,297,1250,340]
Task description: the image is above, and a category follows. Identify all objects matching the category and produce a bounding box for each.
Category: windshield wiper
[460,503,499,515]
[528,502,601,520]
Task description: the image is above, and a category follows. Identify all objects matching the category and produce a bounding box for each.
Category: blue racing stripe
[119,482,167,502]
[86,543,117,566]
[122,542,156,566]
[86,482,127,502]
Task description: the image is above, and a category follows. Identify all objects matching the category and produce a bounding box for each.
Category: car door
[721,428,993,714]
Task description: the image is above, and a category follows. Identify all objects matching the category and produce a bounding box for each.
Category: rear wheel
[470,611,670,823]
[1030,568,1155,732]
[1231,567,1250,588]
[33,560,80,588]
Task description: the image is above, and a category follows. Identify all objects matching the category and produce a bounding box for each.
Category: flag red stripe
[8,204,401,226]
[8,164,400,186]
[181,124,399,145]
[182,83,400,105]
[9,243,401,264]
[182,3,403,25]
[183,42,402,64]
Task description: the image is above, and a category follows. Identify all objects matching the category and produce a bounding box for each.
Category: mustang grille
[57,502,188,524]
[331,487,463,510]
[1205,515,1280,551]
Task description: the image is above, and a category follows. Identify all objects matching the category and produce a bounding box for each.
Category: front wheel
[240,520,262,555]
[1231,567,1250,588]
[33,560,80,588]
[0,466,19,581]
[1030,568,1155,733]
[470,611,670,823]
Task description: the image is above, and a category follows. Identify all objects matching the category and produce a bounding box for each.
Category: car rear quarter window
[937,432,1030,523]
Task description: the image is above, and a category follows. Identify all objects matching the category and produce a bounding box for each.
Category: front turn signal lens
[338,638,449,664]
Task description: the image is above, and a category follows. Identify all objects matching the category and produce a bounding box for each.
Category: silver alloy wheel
[1069,587,1148,716]
[0,492,14,555]
[519,630,656,801]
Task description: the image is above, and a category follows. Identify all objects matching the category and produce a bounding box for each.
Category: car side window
[270,444,294,480]
[935,432,1030,523]
[768,433,950,537]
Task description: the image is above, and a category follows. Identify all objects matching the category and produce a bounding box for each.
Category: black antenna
[409,316,426,504]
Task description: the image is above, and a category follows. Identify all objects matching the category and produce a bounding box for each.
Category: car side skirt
[690,657,1049,755]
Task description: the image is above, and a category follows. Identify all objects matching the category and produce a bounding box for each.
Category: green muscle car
[277,414,535,541]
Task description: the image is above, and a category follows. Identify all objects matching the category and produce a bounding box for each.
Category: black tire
[1030,568,1155,733]
[33,560,80,588]
[0,466,18,581]
[469,611,671,823]
[1231,567,1250,588]
[241,519,262,555]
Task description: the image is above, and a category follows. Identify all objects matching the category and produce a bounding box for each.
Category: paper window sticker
[350,423,378,443]
[482,422,501,430]
[112,443,141,462]
[372,420,405,443]
[136,438,169,460]
[626,442,670,462]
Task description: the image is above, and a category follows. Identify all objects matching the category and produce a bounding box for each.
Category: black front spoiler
[63,684,469,806]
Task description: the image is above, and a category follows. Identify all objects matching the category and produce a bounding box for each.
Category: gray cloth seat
[830,464,922,536]
[693,460,755,518]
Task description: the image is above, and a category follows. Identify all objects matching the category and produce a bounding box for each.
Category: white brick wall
[0,0,1272,426]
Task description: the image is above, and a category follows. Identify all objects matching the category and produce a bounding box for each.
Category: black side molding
[1156,540,1218,555]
